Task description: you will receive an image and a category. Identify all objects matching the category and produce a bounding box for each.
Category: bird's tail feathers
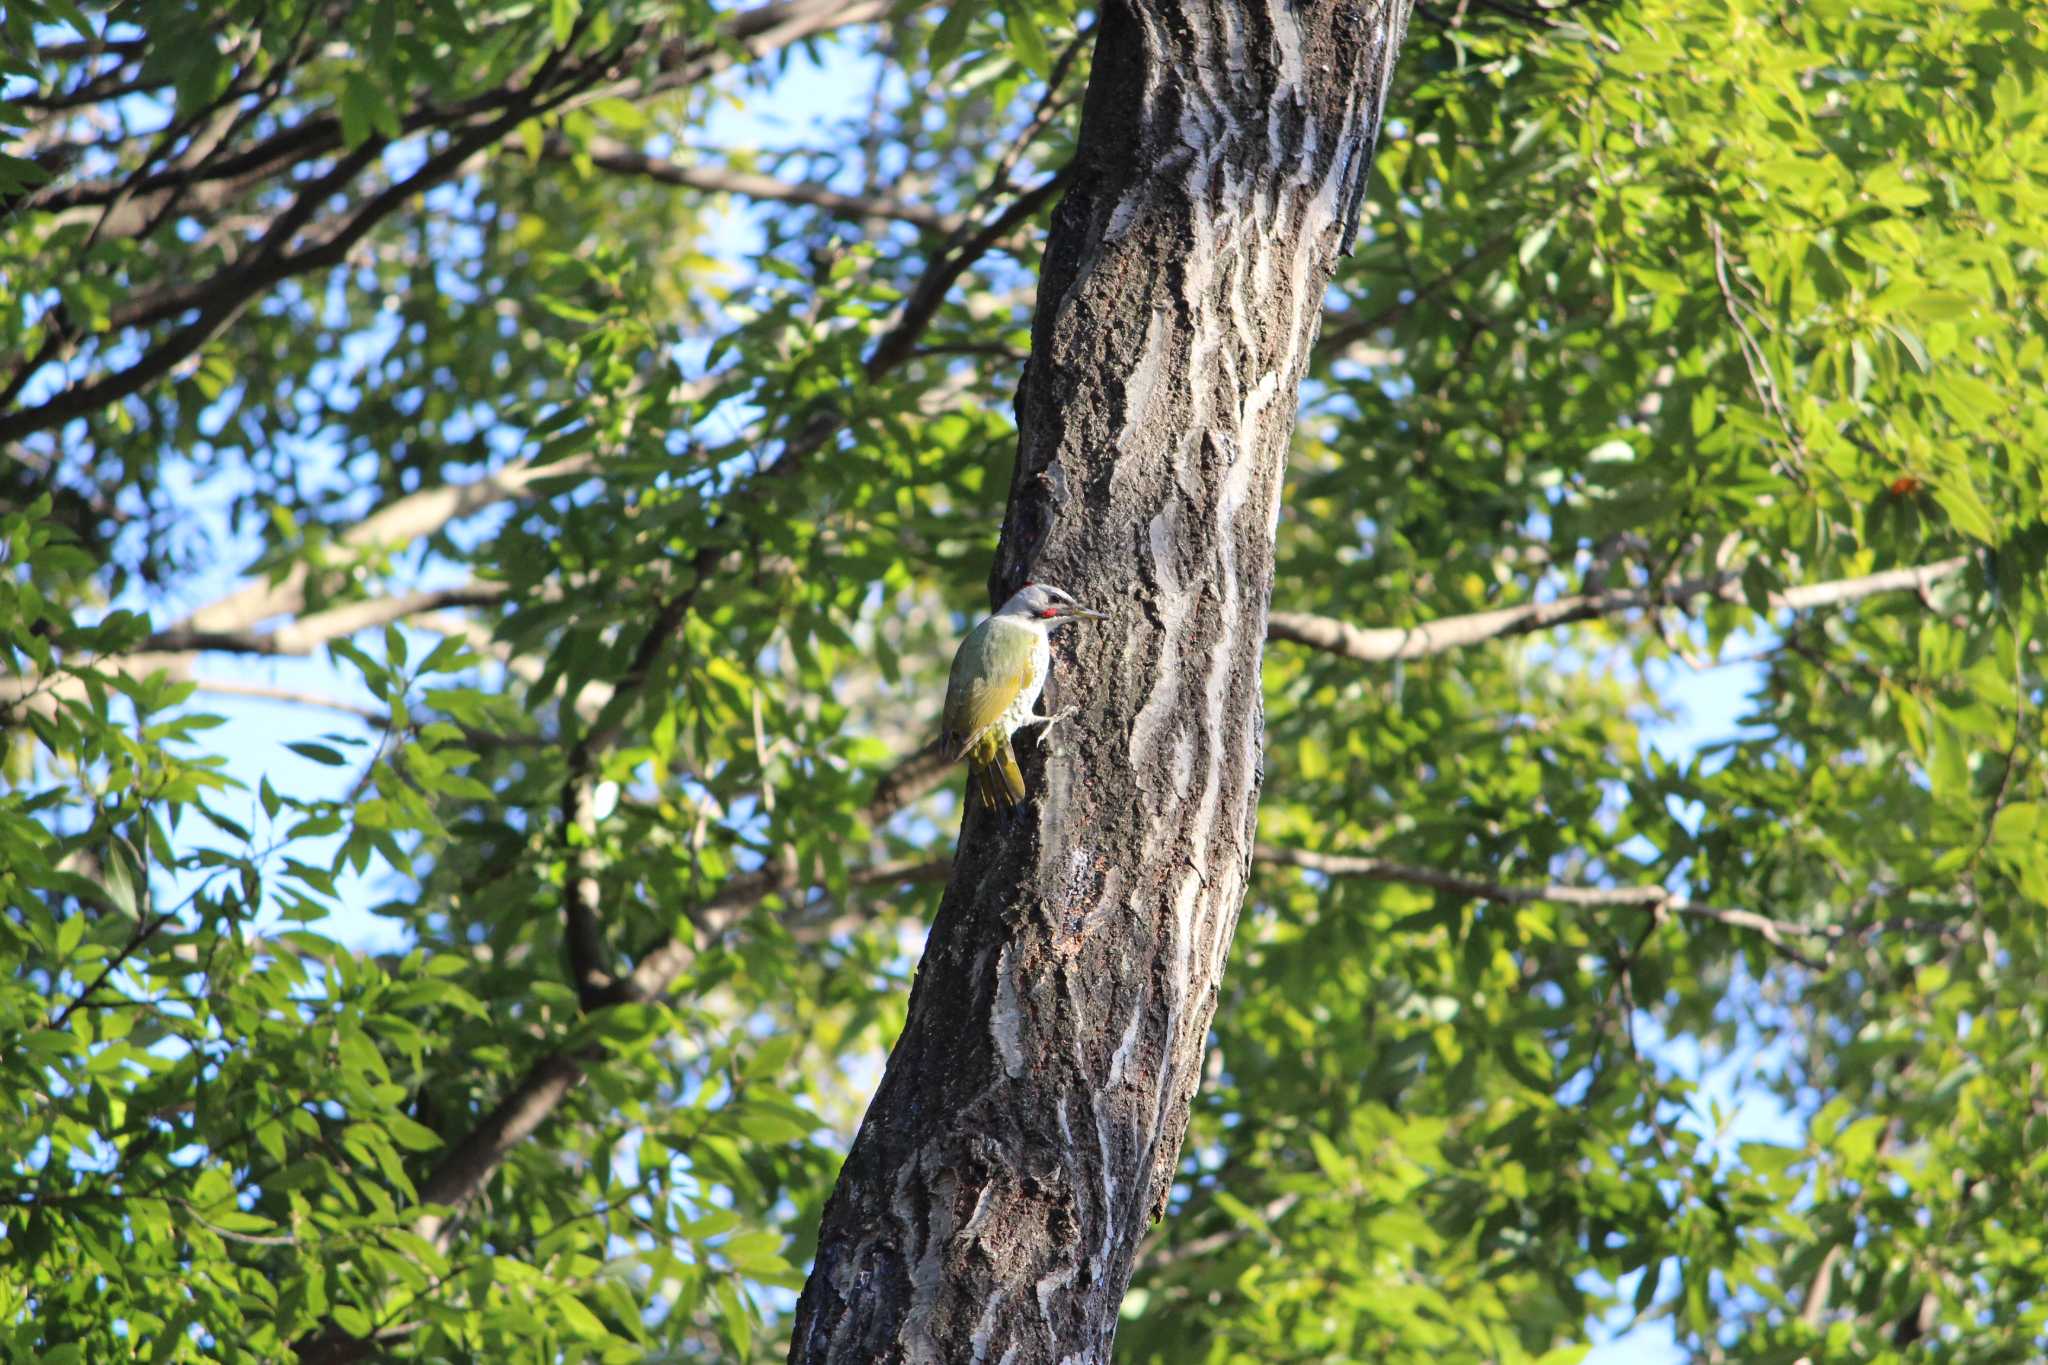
[968,739,1027,810]
[970,763,999,810]
[992,739,1026,807]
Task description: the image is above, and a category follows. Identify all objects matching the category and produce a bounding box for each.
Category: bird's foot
[1033,706,1079,750]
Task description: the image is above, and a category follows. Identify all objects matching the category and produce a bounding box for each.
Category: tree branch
[1265,555,1970,663]
[181,461,595,638]
[32,36,149,62]
[1,585,512,715]
[1138,1192,1302,1274]
[0,136,390,445]
[145,585,508,656]
[2,64,584,445]
[1255,844,1978,970]
[37,913,176,1034]
[184,680,386,723]
[1256,843,1834,966]
[538,134,958,230]
[26,0,880,218]
[1310,227,1519,363]
[411,610,617,719]
[861,169,1066,378]
[785,859,957,943]
[554,0,890,115]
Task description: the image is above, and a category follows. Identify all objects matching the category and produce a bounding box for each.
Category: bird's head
[997,581,1107,625]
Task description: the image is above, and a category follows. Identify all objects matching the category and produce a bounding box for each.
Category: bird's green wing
[941,619,1035,759]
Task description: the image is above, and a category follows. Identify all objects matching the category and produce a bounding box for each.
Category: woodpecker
[941,582,1106,811]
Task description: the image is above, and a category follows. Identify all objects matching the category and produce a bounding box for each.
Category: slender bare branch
[786,859,956,942]
[28,0,882,219]
[1709,216,1808,465]
[4,73,575,444]
[1310,227,1519,362]
[174,376,738,650]
[38,913,176,1034]
[540,134,958,229]
[32,37,150,62]
[1256,843,1834,966]
[185,680,386,722]
[410,611,619,719]
[554,0,890,115]
[0,585,511,716]
[1266,556,1970,663]
[0,135,389,445]
[1256,844,1978,970]
[863,169,1066,378]
[846,855,955,888]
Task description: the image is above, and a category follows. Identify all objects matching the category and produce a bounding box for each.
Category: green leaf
[1934,478,1999,544]
[52,903,86,959]
[998,0,1053,76]
[338,72,397,147]
[101,840,143,920]
[927,0,987,69]
[550,0,582,46]
[1883,321,1931,372]
[1991,802,2042,860]
[0,152,52,195]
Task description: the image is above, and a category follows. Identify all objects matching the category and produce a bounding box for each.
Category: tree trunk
[789,2,1413,1359]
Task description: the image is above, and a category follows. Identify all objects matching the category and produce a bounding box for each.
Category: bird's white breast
[991,617,1052,736]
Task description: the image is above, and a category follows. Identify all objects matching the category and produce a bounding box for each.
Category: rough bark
[789,3,1412,1361]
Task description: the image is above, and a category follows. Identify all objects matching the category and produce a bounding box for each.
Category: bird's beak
[1057,604,1107,621]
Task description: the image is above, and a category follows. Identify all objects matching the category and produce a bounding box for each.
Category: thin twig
[1708,216,1810,474]
[38,912,174,1034]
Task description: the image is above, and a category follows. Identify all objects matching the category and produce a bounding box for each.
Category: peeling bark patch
[970,1290,1009,1365]
[992,945,1028,1079]
[1126,500,1192,810]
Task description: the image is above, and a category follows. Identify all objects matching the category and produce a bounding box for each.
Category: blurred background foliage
[1,0,2043,1360]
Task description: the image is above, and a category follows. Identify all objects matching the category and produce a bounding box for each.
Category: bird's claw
[1034,706,1078,750]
